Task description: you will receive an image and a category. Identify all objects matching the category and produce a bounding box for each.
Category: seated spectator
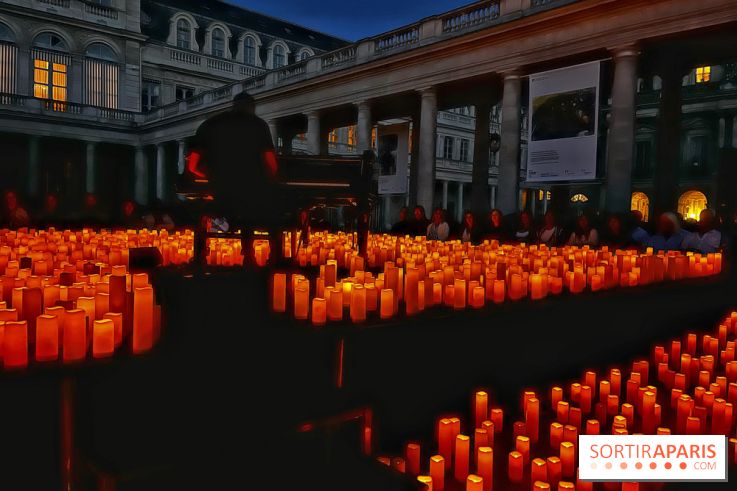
[484,208,506,242]
[119,200,142,228]
[142,200,176,231]
[537,210,562,247]
[36,193,63,228]
[410,205,429,237]
[513,211,534,243]
[600,214,632,249]
[390,207,411,235]
[310,207,329,233]
[426,207,450,241]
[630,210,650,246]
[1,191,30,229]
[682,209,723,254]
[567,213,599,247]
[646,212,687,252]
[460,211,481,244]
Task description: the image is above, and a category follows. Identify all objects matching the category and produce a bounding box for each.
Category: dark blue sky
[228,0,472,41]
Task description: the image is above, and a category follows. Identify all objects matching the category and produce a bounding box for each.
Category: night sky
[228,0,473,41]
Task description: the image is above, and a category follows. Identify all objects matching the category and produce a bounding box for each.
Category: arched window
[298,49,312,61]
[630,192,650,222]
[0,23,17,94]
[678,190,708,222]
[273,44,286,68]
[176,19,191,50]
[244,36,257,65]
[84,43,119,109]
[211,28,225,58]
[32,33,71,110]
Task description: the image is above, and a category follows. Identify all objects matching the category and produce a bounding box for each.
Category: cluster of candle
[376,313,737,490]
[0,230,163,370]
[272,232,722,324]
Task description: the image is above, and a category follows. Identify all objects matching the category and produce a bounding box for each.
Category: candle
[350,284,366,323]
[508,451,523,483]
[3,321,27,368]
[530,274,543,300]
[272,273,287,312]
[516,435,530,465]
[454,434,470,482]
[560,441,575,478]
[477,446,493,491]
[311,298,326,326]
[492,280,505,304]
[417,475,433,491]
[103,312,123,348]
[531,458,547,485]
[406,443,421,476]
[475,391,488,429]
[35,314,59,362]
[429,455,444,491]
[63,309,87,363]
[471,286,485,309]
[490,408,503,432]
[454,279,466,310]
[405,267,419,315]
[438,418,453,469]
[326,287,343,321]
[380,289,394,320]
[466,475,483,491]
[133,286,154,354]
[92,319,115,358]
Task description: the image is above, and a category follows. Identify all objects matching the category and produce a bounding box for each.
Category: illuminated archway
[678,190,708,222]
[630,192,650,222]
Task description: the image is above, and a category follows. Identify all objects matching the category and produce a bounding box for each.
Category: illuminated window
[372,128,378,149]
[630,192,650,222]
[273,44,286,68]
[244,36,257,65]
[176,19,191,50]
[85,43,118,108]
[347,126,356,147]
[212,28,225,58]
[570,193,589,203]
[695,66,711,84]
[33,59,67,110]
[328,130,338,143]
[678,190,708,222]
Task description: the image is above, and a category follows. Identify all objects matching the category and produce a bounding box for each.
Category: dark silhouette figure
[409,206,429,237]
[188,92,278,265]
[390,207,411,235]
[484,208,506,242]
[1,191,30,229]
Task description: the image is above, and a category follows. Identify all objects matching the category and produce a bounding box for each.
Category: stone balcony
[3,0,132,29]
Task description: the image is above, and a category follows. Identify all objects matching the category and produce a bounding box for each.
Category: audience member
[484,209,506,242]
[682,209,723,254]
[36,193,63,228]
[646,212,687,252]
[410,205,429,237]
[390,207,411,235]
[119,200,142,228]
[600,214,632,249]
[567,213,599,247]
[537,210,562,247]
[630,210,650,246]
[142,200,176,231]
[460,211,482,244]
[1,191,30,229]
[513,211,534,242]
[426,207,450,241]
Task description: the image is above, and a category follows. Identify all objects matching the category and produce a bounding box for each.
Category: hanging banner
[527,61,600,182]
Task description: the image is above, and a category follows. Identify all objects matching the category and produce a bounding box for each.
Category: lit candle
[429,455,445,491]
[475,391,488,429]
[132,286,154,354]
[477,446,493,491]
[417,475,433,491]
[454,435,470,482]
[380,289,394,320]
[471,286,485,309]
[35,314,59,362]
[526,397,539,443]
[350,284,366,323]
[454,279,466,310]
[311,298,326,326]
[516,435,530,465]
[508,451,523,483]
[103,312,123,348]
[438,418,453,469]
[3,321,28,369]
[92,319,115,358]
[272,273,287,312]
[530,274,543,300]
[326,287,343,321]
[406,443,421,476]
[490,408,503,432]
[492,280,505,304]
[531,458,547,485]
[466,474,483,491]
[560,441,575,478]
[63,309,87,363]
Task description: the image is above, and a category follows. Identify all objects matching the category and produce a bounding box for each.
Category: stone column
[177,139,187,175]
[456,181,464,222]
[416,87,438,213]
[28,136,40,198]
[409,113,421,206]
[442,180,449,209]
[471,102,492,216]
[605,45,639,213]
[356,100,373,153]
[654,60,684,215]
[134,146,149,205]
[497,73,521,215]
[306,111,321,155]
[85,142,97,194]
[156,143,166,201]
[267,120,279,148]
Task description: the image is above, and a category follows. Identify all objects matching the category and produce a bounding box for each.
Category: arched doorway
[678,190,708,222]
[630,192,650,222]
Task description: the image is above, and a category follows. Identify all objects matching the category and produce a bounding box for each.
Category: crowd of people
[390,205,729,255]
[0,190,180,232]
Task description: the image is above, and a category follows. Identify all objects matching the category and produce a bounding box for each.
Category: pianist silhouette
[188,91,279,266]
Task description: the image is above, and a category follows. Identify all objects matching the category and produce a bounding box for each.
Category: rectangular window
[634,141,651,177]
[442,136,454,160]
[33,57,68,111]
[84,58,118,108]
[175,85,194,101]
[0,42,17,94]
[141,79,161,111]
[459,139,470,162]
[696,66,711,84]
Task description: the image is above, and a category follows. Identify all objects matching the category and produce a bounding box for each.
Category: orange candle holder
[92,319,115,358]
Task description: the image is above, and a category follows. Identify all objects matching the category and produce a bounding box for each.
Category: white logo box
[579,435,728,482]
